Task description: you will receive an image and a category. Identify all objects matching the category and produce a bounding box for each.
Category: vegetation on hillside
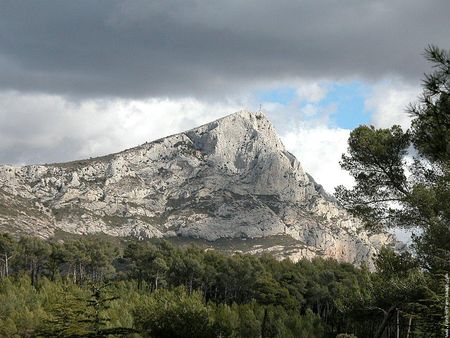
[0,234,443,337]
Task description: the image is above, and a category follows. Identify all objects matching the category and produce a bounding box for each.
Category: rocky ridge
[0,111,395,266]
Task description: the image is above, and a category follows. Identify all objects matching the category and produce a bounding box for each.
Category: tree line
[0,233,445,337]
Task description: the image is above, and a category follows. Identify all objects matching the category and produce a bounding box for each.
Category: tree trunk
[4,253,9,277]
[374,305,396,338]
[79,262,83,284]
[406,315,412,338]
[445,272,449,338]
[73,265,77,284]
[396,308,399,338]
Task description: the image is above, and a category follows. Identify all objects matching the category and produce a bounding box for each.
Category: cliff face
[0,111,394,266]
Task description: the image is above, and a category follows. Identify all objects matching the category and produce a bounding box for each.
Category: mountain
[0,111,395,266]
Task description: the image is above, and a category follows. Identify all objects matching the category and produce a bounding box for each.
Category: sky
[0,0,449,196]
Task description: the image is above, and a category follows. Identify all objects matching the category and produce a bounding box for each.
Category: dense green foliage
[336,45,450,337]
[0,234,442,337]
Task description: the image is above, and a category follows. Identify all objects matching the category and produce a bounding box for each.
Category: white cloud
[0,91,244,164]
[281,126,354,193]
[296,82,327,103]
[365,80,420,129]
[300,103,319,117]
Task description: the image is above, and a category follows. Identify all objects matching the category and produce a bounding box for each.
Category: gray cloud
[0,0,448,99]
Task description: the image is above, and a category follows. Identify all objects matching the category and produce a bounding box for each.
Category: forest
[0,233,446,337]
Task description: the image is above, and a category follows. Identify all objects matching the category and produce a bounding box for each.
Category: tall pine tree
[336,45,450,336]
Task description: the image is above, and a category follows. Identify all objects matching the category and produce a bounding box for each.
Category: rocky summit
[0,111,395,266]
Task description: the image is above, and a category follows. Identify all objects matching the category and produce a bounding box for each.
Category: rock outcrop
[0,111,395,266]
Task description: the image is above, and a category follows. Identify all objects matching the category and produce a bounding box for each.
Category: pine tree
[336,45,450,336]
[0,233,15,278]
[37,285,92,337]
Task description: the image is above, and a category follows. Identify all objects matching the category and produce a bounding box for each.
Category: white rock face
[0,111,395,266]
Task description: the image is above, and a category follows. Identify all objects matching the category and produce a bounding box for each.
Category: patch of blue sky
[256,81,374,130]
[319,81,372,129]
[256,87,297,105]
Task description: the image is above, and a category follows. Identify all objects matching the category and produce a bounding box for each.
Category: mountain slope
[0,111,394,265]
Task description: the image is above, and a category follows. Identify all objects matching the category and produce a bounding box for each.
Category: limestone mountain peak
[0,111,395,267]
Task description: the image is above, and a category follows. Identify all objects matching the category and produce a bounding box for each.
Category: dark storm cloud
[0,0,448,99]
